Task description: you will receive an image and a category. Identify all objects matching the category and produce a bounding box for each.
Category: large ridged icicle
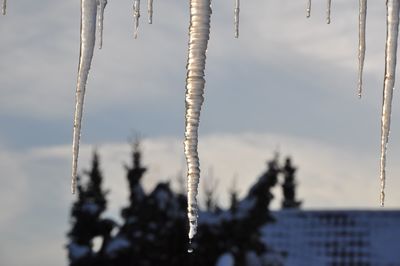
[358,0,367,98]
[2,0,6,15]
[234,0,240,38]
[184,0,212,241]
[97,0,107,49]
[306,0,311,18]
[380,0,400,206]
[72,0,98,194]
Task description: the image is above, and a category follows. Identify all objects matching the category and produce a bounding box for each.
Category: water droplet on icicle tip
[72,0,98,194]
[184,0,212,241]
[2,0,6,15]
[97,0,107,49]
[234,0,240,38]
[326,0,332,24]
[306,0,311,18]
[148,0,153,24]
[358,0,367,98]
[380,0,400,207]
[187,240,194,253]
[133,0,141,38]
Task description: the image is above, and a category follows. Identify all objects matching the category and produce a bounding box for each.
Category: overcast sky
[1,1,400,265]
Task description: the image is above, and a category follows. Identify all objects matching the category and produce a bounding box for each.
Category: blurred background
[1,0,400,265]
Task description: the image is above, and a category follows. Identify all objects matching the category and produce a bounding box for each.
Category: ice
[358,0,367,98]
[184,0,212,240]
[234,0,240,38]
[72,0,98,194]
[2,0,6,15]
[306,0,311,18]
[133,0,141,38]
[380,0,400,206]
[97,0,107,49]
[326,0,332,24]
[188,240,194,253]
[148,0,153,24]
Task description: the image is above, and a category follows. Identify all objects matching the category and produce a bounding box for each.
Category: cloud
[0,147,29,227]
[0,0,390,120]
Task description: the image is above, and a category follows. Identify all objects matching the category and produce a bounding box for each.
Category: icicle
[380,0,400,207]
[234,0,240,38]
[97,0,107,49]
[133,0,141,38]
[2,0,6,15]
[148,0,153,24]
[358,0,367,98]
[184,0,212,240]
[72,0,98,194]
[306,0,311,18]
[187,240,194,253]
[326,0,331,24]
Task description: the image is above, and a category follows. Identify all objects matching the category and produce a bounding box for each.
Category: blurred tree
[67,145,293,266]
[203,166,219,212]
[67,151,116,266]
[229,174,239,214]
[281,157,302,209]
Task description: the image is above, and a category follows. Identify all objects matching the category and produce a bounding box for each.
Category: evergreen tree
[107,140,189,266]
[67,151,115,266]
[281,157,302,209]
[67,145,292,266]
[191,158,279,266]
[229,175,239,214]
[203,167,219,212]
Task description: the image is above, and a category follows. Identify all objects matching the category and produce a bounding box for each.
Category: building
[262,210,400,266]
[262,159,400,266]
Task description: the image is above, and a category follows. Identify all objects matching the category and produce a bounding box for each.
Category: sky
[1,0,400,265]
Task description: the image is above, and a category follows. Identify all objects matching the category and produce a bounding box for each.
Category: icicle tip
[357,85,362,99]
[326,0,331,24]
[71,178,77,194]
[2,0,6,16]
[306,0,311,18]
[187,240,194,253]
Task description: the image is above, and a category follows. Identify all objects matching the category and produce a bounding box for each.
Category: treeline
[67,141,300,266]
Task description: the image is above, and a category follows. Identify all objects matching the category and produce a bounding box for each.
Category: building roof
[262,210,400,266]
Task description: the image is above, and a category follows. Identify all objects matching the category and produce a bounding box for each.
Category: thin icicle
[2,0,6,15]
[358,0,367,98]
[184,0,212,241]
[133,0,141,38]
[326,0,332,24]
[72,0,98,194]
[234,0,240,38]
[148,0,153,24]
[97,0,107,49]
[306,0,311,18]
[380,0,400,206]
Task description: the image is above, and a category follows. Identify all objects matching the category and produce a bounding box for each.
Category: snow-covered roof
[262,210,400,266]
